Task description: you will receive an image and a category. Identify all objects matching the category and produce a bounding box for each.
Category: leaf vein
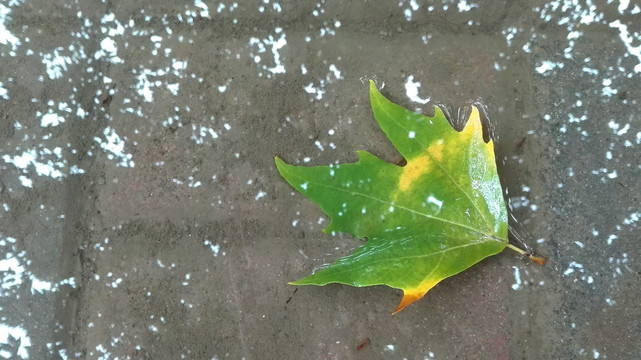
[295,171,487,237]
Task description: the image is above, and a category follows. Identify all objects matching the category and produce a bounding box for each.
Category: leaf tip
[368,79,378,98]
[392,277,442,314]
[274,156,288,173]
[462,105,483,135]
[288,278,307,286]
[392,291,425,315]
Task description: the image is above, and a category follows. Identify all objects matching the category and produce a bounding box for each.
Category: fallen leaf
[275,80,542,313]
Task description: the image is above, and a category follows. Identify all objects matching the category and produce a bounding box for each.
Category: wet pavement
[1,1,640,359]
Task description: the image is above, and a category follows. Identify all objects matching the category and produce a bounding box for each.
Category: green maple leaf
[275,80,543,314]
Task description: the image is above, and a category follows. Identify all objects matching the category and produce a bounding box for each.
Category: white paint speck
[404,75,429,104]
[605,298,616,306]
[3,149,65,180]
[95,37,123,64]
[427,195,443,212]
[535,61,564,74]
[0,324,31,359]
[19,175,33,188]
[94,126,135,167]
[194,0,211,18]
[166,83,179,95]
[0,82,7,100]
[458,0,478,12]
[135,70,155,102]
[255,191,266,200]
[511,266,522,290]
[609,20,641,73]
[563,261,583,276]
[30,276,53,294]
[171,61,187,72]
[328,64,342,79]
[249,29,287,76]
[403,8,413,21]
[204,240,221,256]
[616,123,629,136]
[0,4,21,51]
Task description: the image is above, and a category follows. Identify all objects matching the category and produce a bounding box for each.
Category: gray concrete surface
[1,1,640,359]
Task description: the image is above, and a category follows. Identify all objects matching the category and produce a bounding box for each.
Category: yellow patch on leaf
[398,141,444,191]
[393,277,440,314]
[398,155,430,191]
[461,106,496,162]
[460,106,482,139]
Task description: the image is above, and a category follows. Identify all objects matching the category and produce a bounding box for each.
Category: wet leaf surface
[276,81,509,313]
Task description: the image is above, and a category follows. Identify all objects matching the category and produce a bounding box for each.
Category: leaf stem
[506,243,546,266]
